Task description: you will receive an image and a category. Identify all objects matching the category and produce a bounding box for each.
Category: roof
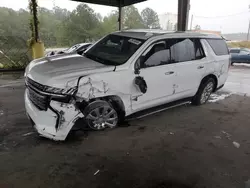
[71,0,147,7]
[112,29,223,40]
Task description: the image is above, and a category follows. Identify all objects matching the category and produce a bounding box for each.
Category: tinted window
[141,38,205,68]
[85,34,145,65]
[143,42,170,68]
[230,49,240,53]
[240,49,250,54]
[167,38,204,63]
[194,39,205,59]
[206,39,229,56]
[170,39,195,62]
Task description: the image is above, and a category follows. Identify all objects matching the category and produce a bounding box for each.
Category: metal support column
[118,2,122,30]
[177,0,190,31]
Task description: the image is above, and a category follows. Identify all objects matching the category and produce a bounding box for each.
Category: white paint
[208,93,232,103]
[24,30,229,141]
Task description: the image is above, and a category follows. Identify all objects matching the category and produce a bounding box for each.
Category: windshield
[84,34,145,65]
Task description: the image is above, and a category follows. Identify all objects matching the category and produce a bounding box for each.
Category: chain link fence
[0,34,96,70]
[0,36,32,70]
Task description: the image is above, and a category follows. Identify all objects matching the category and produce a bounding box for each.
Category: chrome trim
[27,84,66,97]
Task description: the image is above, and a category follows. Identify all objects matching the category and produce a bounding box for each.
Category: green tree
[194,25,201,30]
[102,11,118,34]
[62,4,102,45]
[38,7,70,47]
[123,5,144,29]
[141,7,160,29]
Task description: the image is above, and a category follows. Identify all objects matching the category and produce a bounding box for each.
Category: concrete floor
[0,66,250,188]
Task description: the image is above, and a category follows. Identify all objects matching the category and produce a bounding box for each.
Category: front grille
[28,87,49,111]
[26,77,46,91]
[26,78,49,111]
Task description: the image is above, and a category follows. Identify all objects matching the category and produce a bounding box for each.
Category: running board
[126,98,192,120]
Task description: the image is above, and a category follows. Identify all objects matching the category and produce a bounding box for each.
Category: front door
[131,41,176,111]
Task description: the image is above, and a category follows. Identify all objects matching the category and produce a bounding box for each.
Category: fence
[0,36,32,70]
[0,34,98,70]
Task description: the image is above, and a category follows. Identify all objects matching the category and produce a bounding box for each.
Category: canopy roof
[71,0,147,7]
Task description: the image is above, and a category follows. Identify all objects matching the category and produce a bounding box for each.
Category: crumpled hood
[25,53,114,88]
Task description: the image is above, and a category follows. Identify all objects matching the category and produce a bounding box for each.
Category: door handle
[197,66,204,69]
[165,71,174,75]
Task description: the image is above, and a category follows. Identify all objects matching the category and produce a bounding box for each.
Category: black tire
[231,62,234,66]
[83,100,119,131]
[192,78,215,105]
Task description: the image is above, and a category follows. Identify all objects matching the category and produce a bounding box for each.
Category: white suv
[24,30,230,141]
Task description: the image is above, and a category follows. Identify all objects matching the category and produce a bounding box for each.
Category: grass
[227,41,250,48]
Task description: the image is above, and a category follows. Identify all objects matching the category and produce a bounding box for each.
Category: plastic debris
[221,130,232,139]
[22,132,34,136]
[233,141,240,148]
[169,132,174,135]
[208,93,231,103]
[214,136,222,139]
[94,170,100,176]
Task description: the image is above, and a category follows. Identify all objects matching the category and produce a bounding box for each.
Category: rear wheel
[84,100,118,131]
[192,78,215,105]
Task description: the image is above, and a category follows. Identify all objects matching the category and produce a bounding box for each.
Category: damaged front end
[25,77,85,141]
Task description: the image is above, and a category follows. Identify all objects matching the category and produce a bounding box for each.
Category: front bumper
[24,89,83,141]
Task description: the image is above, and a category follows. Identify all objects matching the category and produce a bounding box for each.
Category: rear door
[167,38,207,98]
[206,39,230,87]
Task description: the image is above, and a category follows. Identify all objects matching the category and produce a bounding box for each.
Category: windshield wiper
[84,53,104,64]
[84,53,117,66]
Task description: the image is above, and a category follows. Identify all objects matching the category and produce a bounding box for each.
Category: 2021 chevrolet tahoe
[24,29,230,140]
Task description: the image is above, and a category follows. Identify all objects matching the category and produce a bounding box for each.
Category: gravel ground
[0,83,250,188]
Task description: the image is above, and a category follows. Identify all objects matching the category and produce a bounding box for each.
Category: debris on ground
[233,141,240,148]
[221,130,232,140]
[214,136,222,139]
[0,110,3,116]
[94,170,100,176]
[169,132,174,135]
[22,132,34,137]
[209,93,232,103]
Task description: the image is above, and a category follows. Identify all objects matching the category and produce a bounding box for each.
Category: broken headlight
[44,86,77,95]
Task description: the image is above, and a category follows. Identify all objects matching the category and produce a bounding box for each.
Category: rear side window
[168,38,205,63]
[206,39,229,56]
[230,49,240,53]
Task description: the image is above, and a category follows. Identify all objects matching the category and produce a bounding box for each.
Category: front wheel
[192,78,215,105]
[84,100,119,131]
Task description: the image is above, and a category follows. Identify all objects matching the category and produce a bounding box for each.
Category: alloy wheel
[86,105,118,130]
